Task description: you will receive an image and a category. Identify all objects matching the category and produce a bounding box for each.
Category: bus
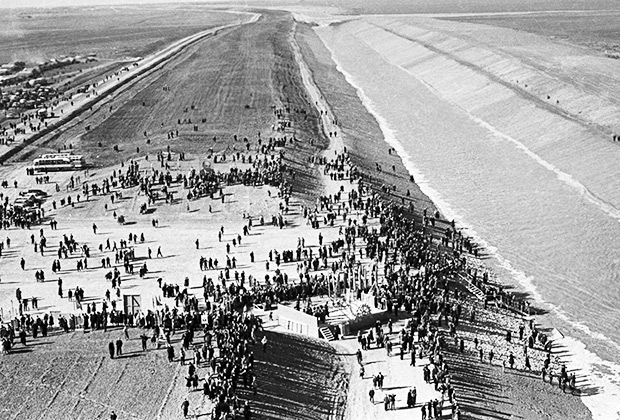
[32,153,86,172]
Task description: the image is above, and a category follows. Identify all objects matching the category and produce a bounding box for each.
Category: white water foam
[318,30,620,420]
[552,334,620,419]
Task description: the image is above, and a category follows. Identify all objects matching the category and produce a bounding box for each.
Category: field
[0,5,241,65]
[445,10,620,56]
[0,5,247,142]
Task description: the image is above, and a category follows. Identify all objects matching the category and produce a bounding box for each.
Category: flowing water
[316,20,620,419]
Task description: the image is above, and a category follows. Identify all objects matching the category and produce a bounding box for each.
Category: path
[290,21,346,198]
[337,317,453,420]
[290,19,452,420]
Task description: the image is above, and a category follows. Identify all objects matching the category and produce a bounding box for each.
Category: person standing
[181,399,189,418]
[108,341,115,359]
[243,401,252,420]
[140,334,148,351]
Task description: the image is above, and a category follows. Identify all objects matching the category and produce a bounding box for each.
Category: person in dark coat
[244,401,252,419]
[181,399,189,417]
[108,342,115,359]
[140,334,148,351]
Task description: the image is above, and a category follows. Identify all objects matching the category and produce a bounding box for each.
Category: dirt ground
[6,10,326,206]
[0,322,349,420]
[0,4,603,420]
[0,10,350,420]
[0,5,240,64]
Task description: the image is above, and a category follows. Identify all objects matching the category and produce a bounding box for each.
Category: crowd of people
[0,81,577,420]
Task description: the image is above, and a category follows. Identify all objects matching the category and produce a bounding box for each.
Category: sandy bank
[294,17,596,420]
[295,22,437,220]
[0,324,349,419]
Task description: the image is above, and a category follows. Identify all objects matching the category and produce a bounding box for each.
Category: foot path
[290,21,451,420]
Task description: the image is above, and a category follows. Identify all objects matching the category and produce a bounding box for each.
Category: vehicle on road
[31,153,85,172]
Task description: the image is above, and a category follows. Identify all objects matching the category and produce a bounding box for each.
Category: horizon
[5,0,620,11]
[0,0,228,9]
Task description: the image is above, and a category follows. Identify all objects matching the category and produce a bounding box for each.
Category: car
[13,197,36,208]
[19,189,47,198]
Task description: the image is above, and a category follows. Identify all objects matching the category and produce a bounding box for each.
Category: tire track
[155,360,182,419]
[24,356,80,420]
[81,356,104,394]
